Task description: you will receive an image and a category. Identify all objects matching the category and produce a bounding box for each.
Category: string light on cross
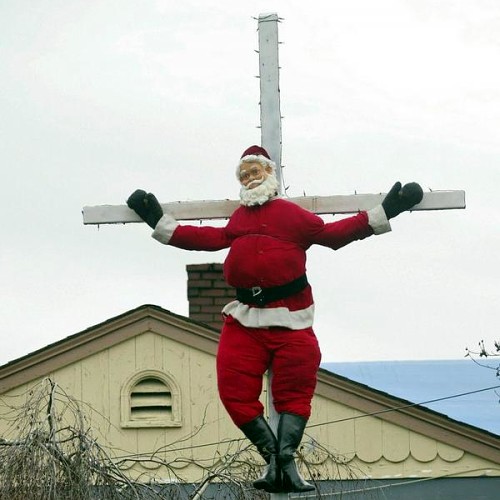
[82,13,465,497]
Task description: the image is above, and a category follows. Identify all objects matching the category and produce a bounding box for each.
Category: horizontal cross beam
[82,190,465,225]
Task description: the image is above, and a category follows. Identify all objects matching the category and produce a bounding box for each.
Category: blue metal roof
[321,359,500,436]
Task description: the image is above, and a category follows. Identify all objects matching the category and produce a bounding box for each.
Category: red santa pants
[216,315,322,427]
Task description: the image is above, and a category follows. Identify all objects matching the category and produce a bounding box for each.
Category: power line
[307,383,500,429]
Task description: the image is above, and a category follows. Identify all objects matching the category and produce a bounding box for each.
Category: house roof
[0,304,219,394]
[322,360,500,436]
[1,304,499,466]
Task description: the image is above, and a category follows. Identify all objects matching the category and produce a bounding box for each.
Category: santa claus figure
[127,145,423,493]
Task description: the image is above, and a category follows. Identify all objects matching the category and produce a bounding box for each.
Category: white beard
[239,174,279,206]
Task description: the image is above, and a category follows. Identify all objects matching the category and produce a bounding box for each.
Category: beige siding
[108,337,135,451]
[383,422,410,462]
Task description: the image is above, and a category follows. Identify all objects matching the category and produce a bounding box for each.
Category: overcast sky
[1,0,499,367]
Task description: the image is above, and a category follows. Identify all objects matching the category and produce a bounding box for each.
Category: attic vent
[130,377,172,420]
[121,370,182,428]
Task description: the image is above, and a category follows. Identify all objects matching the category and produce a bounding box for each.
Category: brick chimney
[186,263,236,330]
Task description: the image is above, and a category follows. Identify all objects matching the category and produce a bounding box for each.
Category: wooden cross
[82,13,465,498]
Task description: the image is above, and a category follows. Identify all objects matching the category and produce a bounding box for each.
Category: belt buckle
[251,286,266,306]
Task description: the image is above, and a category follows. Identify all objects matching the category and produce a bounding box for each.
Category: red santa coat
[153,197,389,329]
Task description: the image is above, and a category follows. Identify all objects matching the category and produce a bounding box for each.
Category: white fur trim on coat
[367,205,392,235]
[222,301,315,330]
[152,213,179,244]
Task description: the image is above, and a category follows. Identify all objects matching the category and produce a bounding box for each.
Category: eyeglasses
[239,166,264,182]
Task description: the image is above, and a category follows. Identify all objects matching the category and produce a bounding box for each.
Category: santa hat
[237,145,276,178]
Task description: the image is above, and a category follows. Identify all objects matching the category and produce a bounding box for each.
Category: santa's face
[238,161,279,206]
[239,162,273,189]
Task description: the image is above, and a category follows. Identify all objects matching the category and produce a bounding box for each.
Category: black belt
[236,274,308,307]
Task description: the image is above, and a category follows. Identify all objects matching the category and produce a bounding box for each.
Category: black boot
[277,412,315,493]
[240,415,281,492]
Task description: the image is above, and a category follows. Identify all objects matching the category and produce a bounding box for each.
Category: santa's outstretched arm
[127,189,232,251]
[309,181,423,250]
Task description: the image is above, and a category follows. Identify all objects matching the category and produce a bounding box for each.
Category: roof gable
[0,304,219,394]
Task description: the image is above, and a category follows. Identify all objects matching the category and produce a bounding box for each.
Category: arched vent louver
[121,370,182,428]
[130,377,172,420]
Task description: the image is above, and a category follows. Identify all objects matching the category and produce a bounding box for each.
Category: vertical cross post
[258,12,289,500]
[258,12,283,193]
